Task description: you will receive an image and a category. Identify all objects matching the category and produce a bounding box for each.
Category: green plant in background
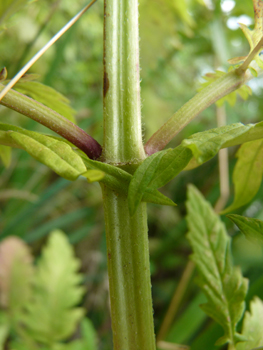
[1,0,263,349]
[0,230,98,350]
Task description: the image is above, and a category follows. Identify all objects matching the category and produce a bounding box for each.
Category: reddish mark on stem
[103,70,110,97]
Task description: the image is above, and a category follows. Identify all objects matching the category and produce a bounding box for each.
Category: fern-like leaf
[24,230,85,345]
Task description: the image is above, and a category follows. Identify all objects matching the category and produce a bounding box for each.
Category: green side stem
[102,0,156,349]
[0,84,102,159]
[145,70,244,155]
[144,65,263,156]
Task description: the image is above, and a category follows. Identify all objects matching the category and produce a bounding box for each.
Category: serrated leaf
[0,145,11,167]
[222,140,263,214]
[236,297,263,350]
[184,121,263,170]
[186,185,248,347]
[3,128,86,181]
[128,151,169,215]
[182,123,252,164]
[12,81,76,123]
[227,214,263,246]
[0,237,34,325]
[24,230,85,345]
[48,319,97,350]
[80,153,176,208]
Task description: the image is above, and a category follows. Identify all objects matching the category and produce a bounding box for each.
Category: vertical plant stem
[103,0,145,164]
[102,0,155,349]
[101,187,156,350]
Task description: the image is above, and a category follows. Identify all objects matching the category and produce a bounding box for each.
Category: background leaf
[227,214,263,246]
[222,140,263,213]
[0,237,33,321]
[24,230,85,345]
[236,297,263,350]
[0,145,11,167]
[186,185,248,346]
[0,0,31,32]
[13,81,76,123]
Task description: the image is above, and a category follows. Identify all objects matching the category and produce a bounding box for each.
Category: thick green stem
[101,186,155,350]
[102,0,155,349]
[103,0,145,164]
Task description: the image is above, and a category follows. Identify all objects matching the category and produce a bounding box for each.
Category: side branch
[145,68,259,155]
[0,84,102,159]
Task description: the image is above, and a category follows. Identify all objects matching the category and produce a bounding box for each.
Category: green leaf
[128,151,168,215]
[24,230,85,345]
[148,146,192,190]
[183,123,252,164]
[80,154,176,208]
[184,121,263,170]
[236,297,263,350]
[0,145,11,167]
[0,237,34,324]
[49,319,97,350]
[13,81,76,123]
[127,146,193,214]
[222,140,263,213]
[79,318,98,350]
[9,340,30,350]
[82,169,105,183]
[186,185,248,347]
[227,214,263,246]
[0,125,86,180]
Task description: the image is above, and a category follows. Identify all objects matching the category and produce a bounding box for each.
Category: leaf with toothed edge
[186,185,248,347]
[23,230,85,344]
[236,297,263,350]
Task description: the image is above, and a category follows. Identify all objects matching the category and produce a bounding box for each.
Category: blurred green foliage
[1,0,263,349]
